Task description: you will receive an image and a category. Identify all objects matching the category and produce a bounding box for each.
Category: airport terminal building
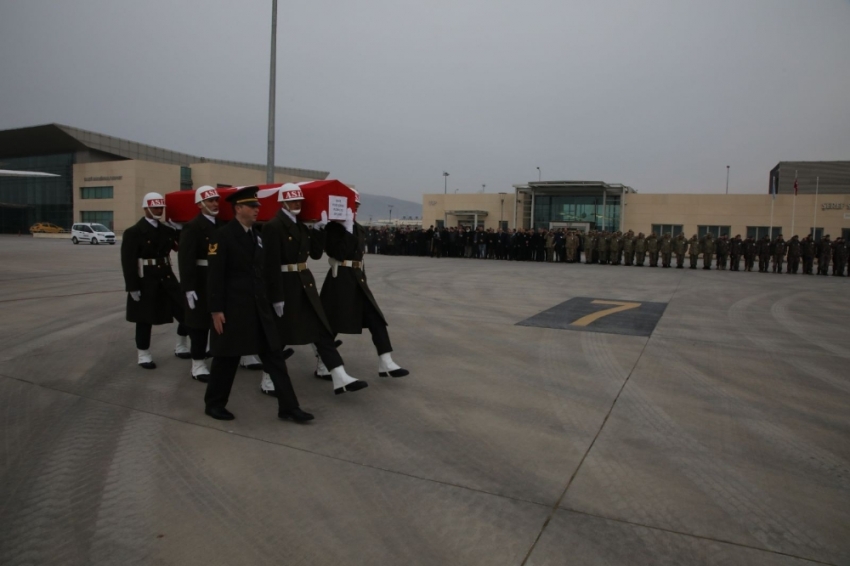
[423,162,850,241]
[0,124,329,233]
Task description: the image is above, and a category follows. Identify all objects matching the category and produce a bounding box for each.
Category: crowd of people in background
[364,226,850,276]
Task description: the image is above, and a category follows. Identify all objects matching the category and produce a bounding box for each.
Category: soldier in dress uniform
[597,231,610,265]
[772,234,787,273]
[586,231,597,264]
[673,232,686,268]
[757,235,771,273]
[321,194,410,379]
[729,234,742,271]
[702,232,715,270]
[121,192,187,369]
[743,235,757,272]
[660,233,672,268]
[261,184,367,396]
[204,186,312,423]
[833,237,847,276]
[687,234,700,269]
[565,231,579,263]
[610,231,623,265]
[786,235,801,274]
[716,234,729,270]
[177,186,225,381]
[647,232,659,267]
[634,232,647,266]
[623,231,635,266]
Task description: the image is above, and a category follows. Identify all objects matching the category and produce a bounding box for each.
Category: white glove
[130,291,141,302]
[273,302,285,317]
[328,257,340,278]
[343,208,354,234]
[186,290,198,310]
[313,210,329,231]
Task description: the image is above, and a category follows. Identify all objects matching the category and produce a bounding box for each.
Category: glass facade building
[0,153,74,233]
[532,194,622,231]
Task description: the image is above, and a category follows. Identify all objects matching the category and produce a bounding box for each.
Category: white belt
[281,263,308,272]
[137,257,170,278]
[196,259,208,266]
[340,260,363,269]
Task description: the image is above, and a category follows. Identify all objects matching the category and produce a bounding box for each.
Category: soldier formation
[364,225,849,276]
[121,184,409,425]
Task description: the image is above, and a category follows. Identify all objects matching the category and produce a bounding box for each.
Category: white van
[71,223,116,245]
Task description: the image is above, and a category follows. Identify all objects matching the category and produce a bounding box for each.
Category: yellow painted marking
[570,300,642,327]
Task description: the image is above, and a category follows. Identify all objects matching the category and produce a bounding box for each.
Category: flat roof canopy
[446,210,489,215]
[514,181,636,196]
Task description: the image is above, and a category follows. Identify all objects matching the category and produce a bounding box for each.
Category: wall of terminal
[423,192,850,238]
[189,163,322,189]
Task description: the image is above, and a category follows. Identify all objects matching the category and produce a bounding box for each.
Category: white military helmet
[142,192,166,220]
[142,192,166,208]
[278,183,305,202]
[351,188,361,205]
[194,185,219,203]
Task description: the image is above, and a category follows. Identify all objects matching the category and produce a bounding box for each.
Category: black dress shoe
[175,352,192,360]
[205,406,235,420]
[334,380,369,395]
[313,371,332,381]
[282,348,294,360]
[334,339,343,348]
[139,362,157,370]
[279,408,315,423]
[379,368,410,378]
[244,363,263,370]
[192,374,209,383]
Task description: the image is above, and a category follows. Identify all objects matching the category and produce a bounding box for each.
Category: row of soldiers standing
[568,230,848,275]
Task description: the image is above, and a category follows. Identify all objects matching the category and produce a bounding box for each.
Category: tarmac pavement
[0,235,847,565]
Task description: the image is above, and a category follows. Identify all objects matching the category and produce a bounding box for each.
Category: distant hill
[356,193,422,221]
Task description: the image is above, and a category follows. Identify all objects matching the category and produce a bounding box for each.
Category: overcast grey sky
[1,0,848,200]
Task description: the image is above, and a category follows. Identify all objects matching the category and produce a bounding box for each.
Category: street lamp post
[443,171,449,194]
[266,0,278,184]
[388,205,394,224]
[481,183,486,193]
[499,192,506,230]
[536,167,541,182]
[725,165,730,195]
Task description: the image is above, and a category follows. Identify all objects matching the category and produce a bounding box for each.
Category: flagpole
[812,176,819,239]
[791,170,797,236]
[769,176,775,237]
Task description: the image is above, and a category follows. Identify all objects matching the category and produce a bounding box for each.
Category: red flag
[794,178,798,195]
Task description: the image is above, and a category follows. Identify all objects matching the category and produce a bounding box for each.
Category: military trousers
[635,252,646,266]
[675,253,685,268]
[717,254,727,270]
[205,351,299,413]
[703,253,713,269]
[135,321,188,350]
[661,252,672,267]
[773,257,784,273]
[689,255,698,269]
[788,256,800,273]
[729,254,740,271]
[744,255,755,271]
[759,255,770,272]
[649,252,659,266]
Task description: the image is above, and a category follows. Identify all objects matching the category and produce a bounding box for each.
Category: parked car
[71,223,116,245]
[29,222,65,234]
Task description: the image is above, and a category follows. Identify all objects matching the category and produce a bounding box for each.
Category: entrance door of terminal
[550,221,590,233]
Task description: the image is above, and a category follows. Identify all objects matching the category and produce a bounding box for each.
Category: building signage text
[821,202,846,210]
[84,175,123,182]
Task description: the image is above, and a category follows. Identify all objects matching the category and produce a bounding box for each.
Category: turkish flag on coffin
[164,180,358,224]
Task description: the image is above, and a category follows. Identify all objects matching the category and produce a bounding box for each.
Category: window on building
[499,220,509,231]
[81,211,114,230]
[809,227,824,241]
[746,226,781,240]
[180,166,193,190]
[698,225,732,239]
[80,186,113,199]
[651,224,684,236]
[842,228,850,241]
[435,219,444,229]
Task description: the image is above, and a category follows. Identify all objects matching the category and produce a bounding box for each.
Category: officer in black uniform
[261,183,367,396]
[203,186,312,423]
[121,192,187,369]
[177,186,225,382]
[321,192,409,378]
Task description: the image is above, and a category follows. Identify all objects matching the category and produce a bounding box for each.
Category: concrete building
[423,164,850,240]
[0,124,329,233]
